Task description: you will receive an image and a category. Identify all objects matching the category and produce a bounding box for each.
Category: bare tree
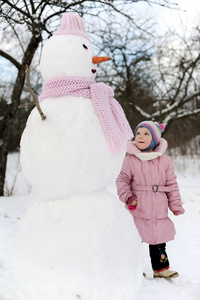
[94,18,157,129]
[0,0,180,196]
[134,28,200,128]
[97,21,200,144]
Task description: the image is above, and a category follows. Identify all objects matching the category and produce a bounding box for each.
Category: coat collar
[126,138,168,161]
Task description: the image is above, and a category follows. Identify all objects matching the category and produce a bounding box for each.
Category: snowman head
[40,13,110,80]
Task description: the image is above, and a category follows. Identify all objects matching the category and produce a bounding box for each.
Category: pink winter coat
[116,138,185,245]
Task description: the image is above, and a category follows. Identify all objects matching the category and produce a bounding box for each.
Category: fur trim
[126,138,168,161]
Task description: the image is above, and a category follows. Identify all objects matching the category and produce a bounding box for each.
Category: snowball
[13,191,143,300]
[20,97,126,200]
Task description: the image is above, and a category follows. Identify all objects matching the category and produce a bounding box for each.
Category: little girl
[116,120,185,279]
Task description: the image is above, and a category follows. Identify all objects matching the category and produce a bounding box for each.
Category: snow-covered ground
[0,152,200,299]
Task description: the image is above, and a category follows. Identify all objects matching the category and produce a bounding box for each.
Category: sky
[134,0,200,35]
[156,0,199,31]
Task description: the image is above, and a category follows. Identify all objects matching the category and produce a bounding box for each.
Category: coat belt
[132,184,171,193]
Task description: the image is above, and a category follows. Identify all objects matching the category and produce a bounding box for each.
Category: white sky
[156,0,199,31]
[134,0,200,34]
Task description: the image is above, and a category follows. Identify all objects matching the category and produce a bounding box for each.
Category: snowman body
[14,13,143,299]
[20,96,126,199]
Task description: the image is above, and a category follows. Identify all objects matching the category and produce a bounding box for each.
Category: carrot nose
[92,56,110,64]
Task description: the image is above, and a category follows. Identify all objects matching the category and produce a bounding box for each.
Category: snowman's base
[13,191,143,300]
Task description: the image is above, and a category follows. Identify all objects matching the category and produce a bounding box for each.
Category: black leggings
[149,243,169,271]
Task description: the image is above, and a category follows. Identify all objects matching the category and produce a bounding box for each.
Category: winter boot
[153,269,179,279]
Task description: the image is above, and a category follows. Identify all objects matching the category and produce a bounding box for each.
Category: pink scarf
[39,77,133,154]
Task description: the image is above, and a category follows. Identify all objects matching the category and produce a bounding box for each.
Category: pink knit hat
[53,12,90,41]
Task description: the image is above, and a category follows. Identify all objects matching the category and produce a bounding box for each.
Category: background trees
[94,18,156,127]
[0,0,199,196]
[1,0,167,196]
[97,22,200,148]
[133,28,200,147]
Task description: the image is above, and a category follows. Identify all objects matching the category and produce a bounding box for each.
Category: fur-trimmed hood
[126,138,168,161]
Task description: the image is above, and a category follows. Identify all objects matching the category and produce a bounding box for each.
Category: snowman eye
[83,44,88,50]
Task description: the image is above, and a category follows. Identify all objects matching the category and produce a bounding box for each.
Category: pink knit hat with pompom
[53,12,90,41]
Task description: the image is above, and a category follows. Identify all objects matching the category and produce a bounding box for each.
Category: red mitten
[128,205,137,210]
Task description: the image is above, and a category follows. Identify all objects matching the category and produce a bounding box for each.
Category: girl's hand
[131,198,138,206]
[127,197,138,210]
[173,212,179,216]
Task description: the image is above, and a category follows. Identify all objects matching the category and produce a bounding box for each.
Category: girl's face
[135,127,152,150]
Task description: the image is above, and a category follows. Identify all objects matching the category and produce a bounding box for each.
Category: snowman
[13,13,143,300]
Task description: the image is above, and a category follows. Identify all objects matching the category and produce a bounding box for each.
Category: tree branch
[2,0,31,19]
[0,49,21,70]
[134,105,151,118]
[25,65,46,120]
[29,0,36,14]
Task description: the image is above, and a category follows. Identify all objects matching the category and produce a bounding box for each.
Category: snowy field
[0,151,200,300]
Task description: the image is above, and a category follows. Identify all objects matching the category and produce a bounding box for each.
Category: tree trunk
[0,34,41,196]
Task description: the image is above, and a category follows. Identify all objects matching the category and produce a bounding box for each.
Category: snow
[20,97,125,200]
[13,192,142,300]
[0,152,200,299]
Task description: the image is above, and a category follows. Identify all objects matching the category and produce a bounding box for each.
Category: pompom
[160,124,165,131]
